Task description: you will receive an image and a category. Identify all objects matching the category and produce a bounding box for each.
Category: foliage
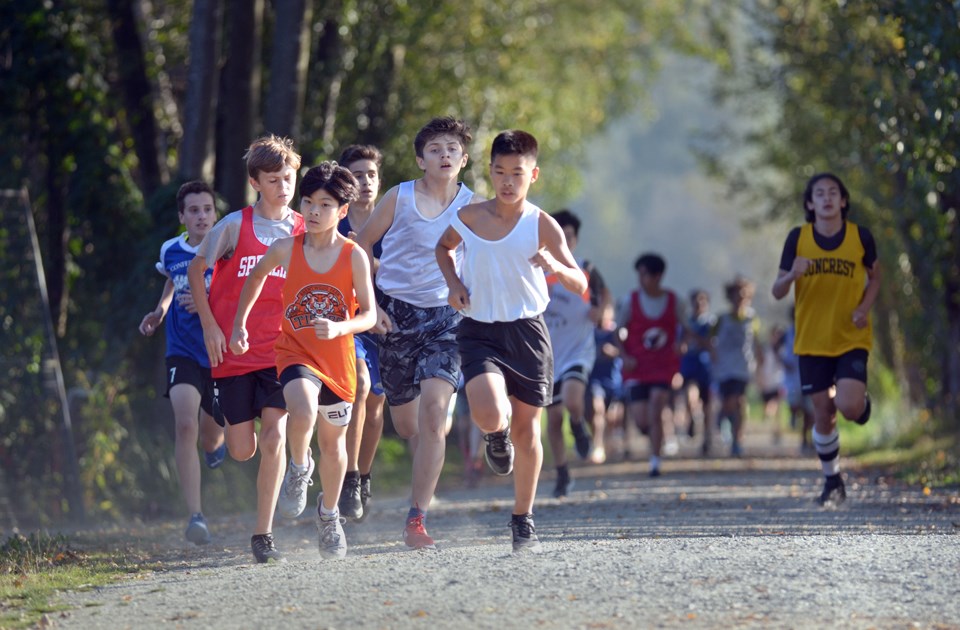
[700,0,960,421]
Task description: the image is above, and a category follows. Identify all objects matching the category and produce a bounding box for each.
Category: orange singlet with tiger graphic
[275,235,358,402]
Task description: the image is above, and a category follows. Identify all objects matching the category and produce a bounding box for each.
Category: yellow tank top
[794,222,872,356]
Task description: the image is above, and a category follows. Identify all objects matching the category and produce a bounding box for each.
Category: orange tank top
[275,236,358,402]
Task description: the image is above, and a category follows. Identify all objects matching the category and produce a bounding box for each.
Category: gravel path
[54,433,960,629]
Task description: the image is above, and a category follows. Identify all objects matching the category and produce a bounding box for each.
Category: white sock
[319,503,339,521]
[812,428,841,476]
[291,460,309,473]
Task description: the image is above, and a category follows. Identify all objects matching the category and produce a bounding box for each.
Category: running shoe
[818,474,847,506]
[403,514,437,550]
[185,512,211,545]
[570,421,592,460]
[250,533,284,563]
[852,395,872,425]
[358,476,372,521]
[315,494,347,559]
[553,467,574,498]
[510,513,543,554]
[204,443,226,469]
[483,428,514,476]
[276,450,315,519]
[338,475,363,520]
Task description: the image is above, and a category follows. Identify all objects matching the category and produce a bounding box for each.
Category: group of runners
[140,115,879,563]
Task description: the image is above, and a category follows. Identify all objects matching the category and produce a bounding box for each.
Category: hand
[313,317,341,340]
[372,304,393,335]
[229,326,248,356]
[177,291,198,314]
[852,308,868,329]
[139,310,163,336]
[791,256,811,279]
[447,281,470,311]
[529,248,558,273]
[204,326,228,367]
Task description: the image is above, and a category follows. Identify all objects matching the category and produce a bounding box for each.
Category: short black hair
[551,209,581,236]
[176,180,215,214]
[490,129,538,163]
[338,144,383,168]
[634,253,666,275]
[803,172,850,223]
[300,161,359,206]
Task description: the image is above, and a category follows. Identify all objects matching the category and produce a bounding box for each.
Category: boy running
[139,180,226,545]
[230,162,376,558]
[188,135,304,563]
[437,129,587,552]
[355,117,480,549]
[772,172,879,505]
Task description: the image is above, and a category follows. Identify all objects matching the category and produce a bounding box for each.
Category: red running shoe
[403,514,437,550]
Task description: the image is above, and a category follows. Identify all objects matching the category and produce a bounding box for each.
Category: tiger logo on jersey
[642,326,669,350]
[285,284,349,330]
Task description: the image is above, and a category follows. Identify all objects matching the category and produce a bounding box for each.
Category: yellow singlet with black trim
[794,222,872,356]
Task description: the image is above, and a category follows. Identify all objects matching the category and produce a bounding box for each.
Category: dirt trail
[54,428,960,629]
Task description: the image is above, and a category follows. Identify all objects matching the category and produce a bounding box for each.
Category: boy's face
[691,292,709,314]
[250,165,297,208]
[347,159,380,207]
[562,225,578,251]
[300,188,348,232]
[416,134,468,178]
[637,267,662,293]
[489,153,539,205]
[806,178,846,221]
[179,192,216,242]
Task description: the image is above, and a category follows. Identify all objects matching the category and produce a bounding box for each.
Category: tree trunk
[107,0,167,197]
[215,0,262,212]
[940,189,960,425]
[45,152,69,337]
[263,0,311,139]
[178,0,222,181]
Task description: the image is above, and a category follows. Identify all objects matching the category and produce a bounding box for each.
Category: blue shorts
[354,332,384,396]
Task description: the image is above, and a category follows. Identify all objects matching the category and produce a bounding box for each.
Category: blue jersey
[337,215,382,260]
[157,234,211,367]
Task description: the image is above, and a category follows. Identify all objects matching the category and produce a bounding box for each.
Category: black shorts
[458,315,553,408]
[625,381,671,403]
[550,364,589,406]
[214,367,285,426]
[718,379,748,398]
[165,355,215,417]
[761,388,782,403]
[279,365,347,406]
[799,349,869,394]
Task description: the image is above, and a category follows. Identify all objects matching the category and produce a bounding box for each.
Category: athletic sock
[812,428,841,476]
[360,472,372,484]
[319,502,339,521]
[344,469,360,482]
[407,506,424,521]
[291,460,309,473]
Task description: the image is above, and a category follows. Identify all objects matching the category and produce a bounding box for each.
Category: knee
[258,425,285,456]
[174,417,198,441]
[317,434,344,460]
[355,370,371,402]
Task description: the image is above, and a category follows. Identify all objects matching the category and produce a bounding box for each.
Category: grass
[0,531,156,629]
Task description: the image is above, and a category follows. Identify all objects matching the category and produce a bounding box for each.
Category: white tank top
[544,259,596,377]
[377,180,474,307]
[451,202,549,323]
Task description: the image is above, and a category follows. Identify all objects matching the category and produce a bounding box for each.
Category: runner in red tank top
[188,134,303,563]
[617,253,684,478]
[231,162,376,559]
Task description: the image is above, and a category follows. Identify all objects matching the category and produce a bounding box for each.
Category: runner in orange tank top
[231,162,376,559]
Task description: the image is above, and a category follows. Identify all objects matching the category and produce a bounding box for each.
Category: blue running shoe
[205,443,227,469]
[185,513,211,545]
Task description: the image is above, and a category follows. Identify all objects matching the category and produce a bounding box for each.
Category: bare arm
[229,238,293,355]
[533,212,588,295]
[436,224,468,311]
[139,278,175,336]
[355,186,398,333]
[187,255,226,366]
[853,262,881,329]
[771,257,811,300]
[313,246,377,340]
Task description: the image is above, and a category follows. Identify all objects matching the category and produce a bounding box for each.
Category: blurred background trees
[0,0,956,526]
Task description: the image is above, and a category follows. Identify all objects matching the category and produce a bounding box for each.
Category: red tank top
[622,289,679,384]
[275,236,359,402]
[209,206,305,378]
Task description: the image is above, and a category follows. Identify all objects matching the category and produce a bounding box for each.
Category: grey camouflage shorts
[378,293,461,406]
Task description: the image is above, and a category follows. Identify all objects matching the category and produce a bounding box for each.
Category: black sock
[345,470,360,482]
[360,472,371,484]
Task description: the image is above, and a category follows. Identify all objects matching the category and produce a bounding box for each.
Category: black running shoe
[852,395,871,425]
[358,475,372,521]
[484,428,514,476]
[338,475,363,520]
[510,513,543,554]
[818,474,847,506]
[251,533,284,563]
[570,421,592,460]
[553,466,574,498]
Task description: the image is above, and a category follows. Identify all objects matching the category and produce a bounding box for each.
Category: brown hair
[414,117,472,158]
[338,144,383,168]
[176,180,215,214]
[243,134,301,180]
